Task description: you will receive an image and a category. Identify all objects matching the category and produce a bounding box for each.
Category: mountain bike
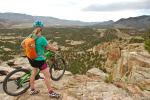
[2,50,67,96]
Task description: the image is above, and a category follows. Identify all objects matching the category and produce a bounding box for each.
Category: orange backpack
[22,35,37,59]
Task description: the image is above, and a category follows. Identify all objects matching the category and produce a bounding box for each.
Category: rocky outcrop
[86,68,108,80]
[113,51,150,91]
[92,41,150,92]
[0,57,31,83]
[0,72,149,100]
[0,65,14,83]
[104,43,121,73]
[6,57,31,69]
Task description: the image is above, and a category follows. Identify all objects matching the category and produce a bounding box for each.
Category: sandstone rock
[126,85,143,96]
[7,60,16,66]
[87,68,107,80]
[0,62,10,68]
[0,66,14,72]
[3,48,11,51]
[0,76,6,83]
[0,73,149,100]
[0,65,15,82]
[14,57,31,69]
[64,71,72,76]
[62,93,78,100]
[112,50,150,91]
[14,57,28,65]
[142,90,150,100]
[114,81,126,89]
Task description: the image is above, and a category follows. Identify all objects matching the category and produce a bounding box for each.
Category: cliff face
[0,41,150,100]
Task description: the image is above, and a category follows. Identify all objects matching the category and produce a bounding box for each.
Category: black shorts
[27,58,47,70]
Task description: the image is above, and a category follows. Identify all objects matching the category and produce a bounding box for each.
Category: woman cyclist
[21,21,60,98]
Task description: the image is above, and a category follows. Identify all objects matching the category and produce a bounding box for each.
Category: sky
[0,0,150,22]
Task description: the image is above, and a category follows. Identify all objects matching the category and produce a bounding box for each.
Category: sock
[31,88,35,91]
[49,90,53,94]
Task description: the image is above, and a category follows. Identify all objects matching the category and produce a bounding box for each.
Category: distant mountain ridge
[113,15,150,29]
[92,15,150,30]
[0,12,150,29]
[0,13,99,28]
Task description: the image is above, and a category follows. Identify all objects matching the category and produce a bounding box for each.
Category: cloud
[83,0,150,12]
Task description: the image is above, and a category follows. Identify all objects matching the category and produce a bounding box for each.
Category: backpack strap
[28,33,37,40]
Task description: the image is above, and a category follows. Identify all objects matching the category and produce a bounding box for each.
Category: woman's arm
[46,43,58,52]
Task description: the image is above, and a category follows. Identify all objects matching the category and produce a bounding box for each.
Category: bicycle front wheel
[49,57,66,81]
[3,68,30,96]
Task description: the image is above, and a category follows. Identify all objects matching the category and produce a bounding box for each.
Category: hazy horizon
[1,12,150,23]
[0,0,150,22]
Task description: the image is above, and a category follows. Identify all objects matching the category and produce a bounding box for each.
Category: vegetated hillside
[90,20,114,28]
[0,18,13,28]
[0,27,119,73]
[0,27,146,74]
[113,15,150,30]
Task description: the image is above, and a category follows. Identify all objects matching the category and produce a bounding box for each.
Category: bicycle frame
[17,71,31,87]
[17,50,55,86]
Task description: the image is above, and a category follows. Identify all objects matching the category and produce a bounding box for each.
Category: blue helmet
[33,20,44,28]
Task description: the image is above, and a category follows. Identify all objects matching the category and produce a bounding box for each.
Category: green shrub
[143,28,150,39]
[129,37,144,43]
[144,28,150,53]
[144,39,150,53]
[105,73,113,83]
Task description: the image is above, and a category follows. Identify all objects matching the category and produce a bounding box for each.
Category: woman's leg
[41,67,60,98]
[41,67,52,91]
[30,68,38,90]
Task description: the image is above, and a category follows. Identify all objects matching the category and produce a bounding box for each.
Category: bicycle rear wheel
[3,68,30,96]
[49,57,66,81]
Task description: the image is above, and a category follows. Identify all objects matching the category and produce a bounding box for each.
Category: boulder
[0,66,14,82]
[86,68,107,80]
[64,71,72,76]
[14,57,31,69]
